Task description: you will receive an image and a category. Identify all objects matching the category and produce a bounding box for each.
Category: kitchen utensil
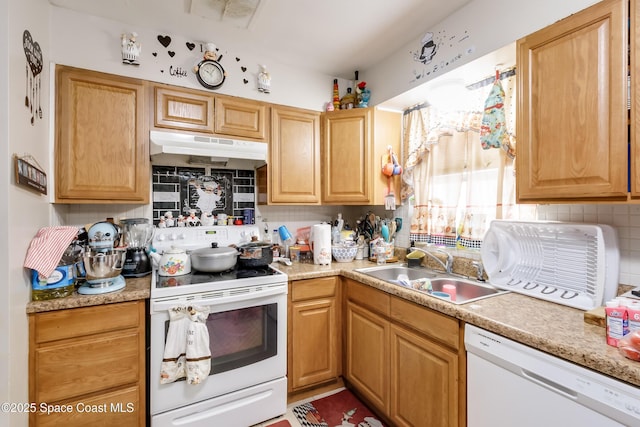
[236,241,273,268]
[78,249,126,294]
[191,242,239,272]
[150,246,191,276]
[381,223,389,242]
[278,225,293,244]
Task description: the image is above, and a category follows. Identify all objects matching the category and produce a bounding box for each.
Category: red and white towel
[23,226,79,278]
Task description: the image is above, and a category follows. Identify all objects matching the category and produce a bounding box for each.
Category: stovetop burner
[153,264,285,297]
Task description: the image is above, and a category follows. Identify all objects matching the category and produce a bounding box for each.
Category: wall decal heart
[157,35,171,48]
[186,42,195,51]
[243,79,248,84]
[23,30,43,76]
[160,69,164,73]
[152,52,157,57]
[241,66,247,72]
[236,57,241,62]
[168,51,175,58]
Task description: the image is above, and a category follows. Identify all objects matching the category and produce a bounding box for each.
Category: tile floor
[253,387,346,427]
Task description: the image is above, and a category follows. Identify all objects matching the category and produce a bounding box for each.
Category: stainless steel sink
[355,264,508,304]
[354,265,438,282]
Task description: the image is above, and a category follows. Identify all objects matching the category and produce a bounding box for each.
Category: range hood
[149,130,267,167]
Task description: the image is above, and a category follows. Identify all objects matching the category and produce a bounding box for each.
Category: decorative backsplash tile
[151,165,255,226]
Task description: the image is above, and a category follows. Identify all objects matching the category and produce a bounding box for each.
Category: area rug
[292,389,386,427]
[265,420,292,427]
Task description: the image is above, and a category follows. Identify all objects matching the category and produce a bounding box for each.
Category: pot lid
[191,242,238,259]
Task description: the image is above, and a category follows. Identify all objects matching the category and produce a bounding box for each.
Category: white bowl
[332,245,358,263]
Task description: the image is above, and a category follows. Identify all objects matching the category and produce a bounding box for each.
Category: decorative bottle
[332,79,340,110]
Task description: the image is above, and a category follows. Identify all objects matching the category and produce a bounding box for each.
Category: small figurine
[356,81,371,108]
[325,101,335,112]
[257,64,271,93]
[187,210,200,227]
[200,212,215,226]
[164,211,175,227]
[157,217,167,228]
[177,215,186,227]
[340,88,355,109]
[121,32,141,65]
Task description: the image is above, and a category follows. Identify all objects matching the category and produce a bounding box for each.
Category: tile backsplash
[55,199,640,287]
[151,165,255,226]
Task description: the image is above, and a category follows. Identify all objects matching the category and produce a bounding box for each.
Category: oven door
[150,283,287,417]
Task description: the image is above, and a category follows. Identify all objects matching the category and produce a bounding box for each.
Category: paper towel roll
[310,223,332,265]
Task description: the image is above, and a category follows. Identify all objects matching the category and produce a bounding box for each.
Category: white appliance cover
[481,220,619,310]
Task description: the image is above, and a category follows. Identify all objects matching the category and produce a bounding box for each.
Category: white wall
[3,0,51,425]
[49,6,347,112]
[366,0,601,106]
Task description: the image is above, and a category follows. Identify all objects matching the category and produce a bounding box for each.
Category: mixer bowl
[83,250,126,281]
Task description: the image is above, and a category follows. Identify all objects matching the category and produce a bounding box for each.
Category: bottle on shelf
[332,79,340,110]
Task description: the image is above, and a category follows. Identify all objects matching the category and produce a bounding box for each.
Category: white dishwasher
[465,325,640,427]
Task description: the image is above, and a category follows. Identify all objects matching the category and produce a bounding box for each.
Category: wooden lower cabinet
[29,301,146,426]
[288,277,341,392]
[345,279,465,427]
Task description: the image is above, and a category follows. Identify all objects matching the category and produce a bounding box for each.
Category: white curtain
[402,70,536,249]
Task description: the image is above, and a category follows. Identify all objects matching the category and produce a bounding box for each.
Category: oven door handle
[151,285,286,313]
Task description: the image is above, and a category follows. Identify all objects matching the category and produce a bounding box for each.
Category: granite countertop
[275,259,640,388]
[25,257,640,388]
[26,275,151,314]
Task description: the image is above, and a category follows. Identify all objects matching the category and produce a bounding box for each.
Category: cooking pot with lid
[237,241,273,268]
[191,243,239,272]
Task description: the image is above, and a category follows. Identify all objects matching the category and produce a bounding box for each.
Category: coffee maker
[121,218,153,277]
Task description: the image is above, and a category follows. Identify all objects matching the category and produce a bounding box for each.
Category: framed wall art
[14,154,47,195]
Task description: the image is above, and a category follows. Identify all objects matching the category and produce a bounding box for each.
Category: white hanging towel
[186,305,211,385]
[160,306,190,384]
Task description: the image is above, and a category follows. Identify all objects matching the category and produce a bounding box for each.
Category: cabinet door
[390,324,459,427]
[55,65,149,203]
[270,106,321,204]
[516,0,627,201]
[345,300,389,414]
[214,95,269,140]
[153,85,214,133]
[322,109,371,203]
[632,0,640,198]
[289,277,339,391]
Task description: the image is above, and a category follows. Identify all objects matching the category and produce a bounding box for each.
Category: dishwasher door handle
[521,368,578,399]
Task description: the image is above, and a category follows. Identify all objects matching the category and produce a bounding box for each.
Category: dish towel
[160,306,190,384]
[23,226,79,278]
[160,305,211,385]
[480,73,508,150]
[186,305,211,385]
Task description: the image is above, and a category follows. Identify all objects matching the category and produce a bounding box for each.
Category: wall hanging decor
[14,154,47,195]
[22,29,43,125]
[257,64,271,93]
[121,32,141,65]
[193,42,226,90]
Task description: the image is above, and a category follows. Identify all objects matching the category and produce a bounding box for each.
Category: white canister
[309,223,332,265]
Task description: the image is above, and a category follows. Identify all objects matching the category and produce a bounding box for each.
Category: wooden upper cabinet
[322,108,401,205]
[214,95,269,140]
[631,0,640,198]
[153,85,214,133]
[516,0,628,202]
[322,108,371,204]
[268,106,321,204]
[55,65,149,204]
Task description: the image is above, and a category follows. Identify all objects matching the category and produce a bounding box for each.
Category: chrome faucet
[409,247,453,274]
[472,261,485,282]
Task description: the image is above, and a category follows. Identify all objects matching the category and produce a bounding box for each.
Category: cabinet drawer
[32,302,142,343]
[33,385,142,427]
[346,279,390,317]
[291,277,338,301]
[34,330,141,402]
[391,297,459,350]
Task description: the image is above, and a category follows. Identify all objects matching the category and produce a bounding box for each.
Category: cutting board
[584,306,606,328]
